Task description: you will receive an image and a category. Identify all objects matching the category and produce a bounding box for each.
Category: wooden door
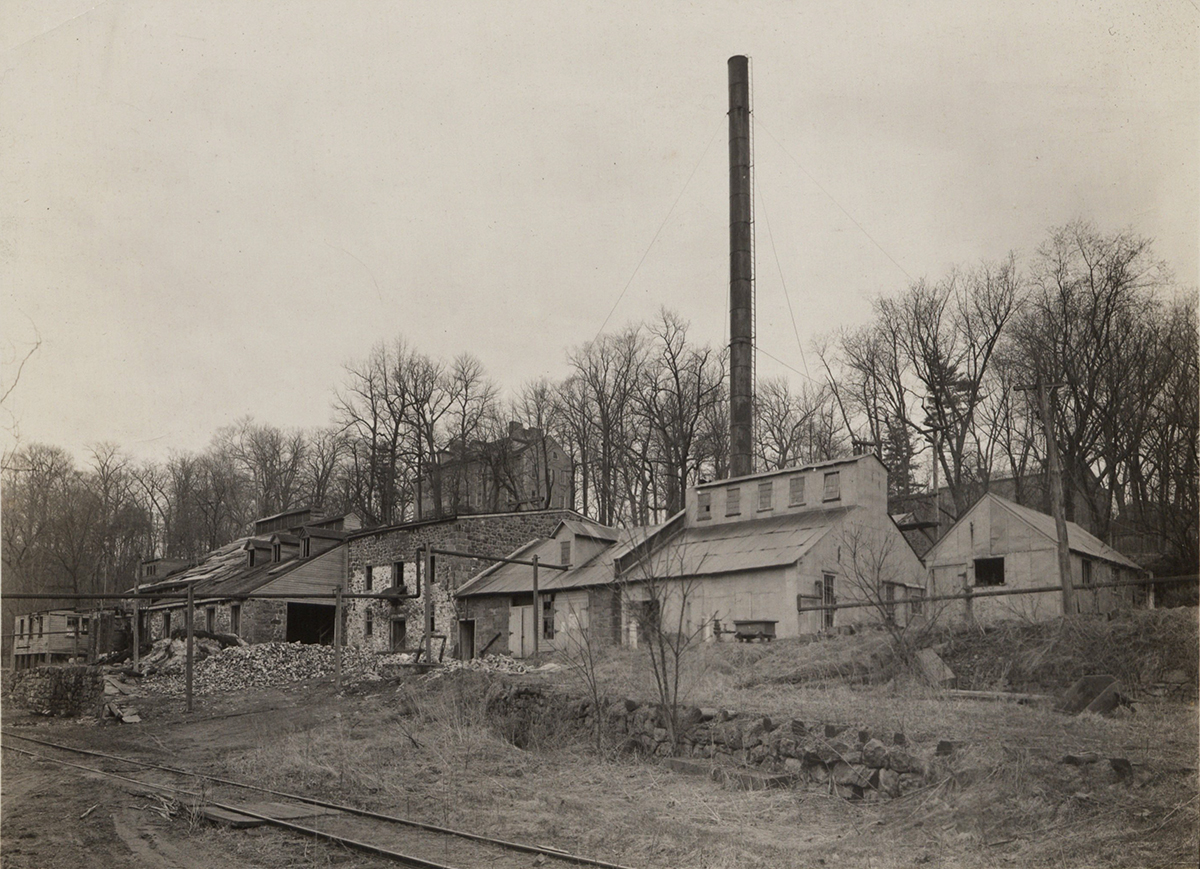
[508,605,534,657]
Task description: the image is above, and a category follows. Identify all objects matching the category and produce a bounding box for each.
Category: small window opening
[365,565,374,591]
[974,557,1005,587]
[365,610,374,637]
[230,604,241,635]
[206,607,215,633]
[392,561,406,593]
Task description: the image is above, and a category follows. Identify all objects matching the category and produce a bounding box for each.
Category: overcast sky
[3,1,1196,465]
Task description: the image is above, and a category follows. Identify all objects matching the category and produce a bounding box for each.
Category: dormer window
[560,540,571,566]
[758,481,773,511]
[248,549,256,567]
[789,476,806,506]
[272,543,281,563]
[303,538,311,558]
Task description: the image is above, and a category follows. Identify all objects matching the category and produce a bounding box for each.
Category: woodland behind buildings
[3,222,1197,620]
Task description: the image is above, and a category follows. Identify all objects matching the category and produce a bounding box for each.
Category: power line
[752,341,821,387]
[757,183,813,382]
[754,118,913,283]
[592,119,724,342]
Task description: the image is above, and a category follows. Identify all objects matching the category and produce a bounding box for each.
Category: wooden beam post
[334,584,343,691]
[424,549,434,664]
[532,554,540,659]
[132,595,140,670]
[185,583,194,713]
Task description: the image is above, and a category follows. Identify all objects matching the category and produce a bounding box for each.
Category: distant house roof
[931,493,1142,570]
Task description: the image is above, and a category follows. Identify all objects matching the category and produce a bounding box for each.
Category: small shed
[924,493,1146,623]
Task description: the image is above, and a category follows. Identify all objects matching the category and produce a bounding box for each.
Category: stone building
[421,422,572,517]
[455,518,637,658]
[344,508,582,659]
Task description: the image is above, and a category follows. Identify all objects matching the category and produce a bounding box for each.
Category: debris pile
[141,642,380,696]
[438,654,531,676]
[135,640,538,696]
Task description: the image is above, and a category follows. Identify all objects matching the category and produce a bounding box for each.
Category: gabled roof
[930,493,1142,570]
[619,508,849,579]
[456,525,658,598]
[555,518,619,543]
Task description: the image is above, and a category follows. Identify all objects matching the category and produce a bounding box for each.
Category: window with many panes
[758,481,773,511]
[365,610,374,637]
[560,540,571,566]
[697,491,712,520]
[542,594,556,639]
[789,476,806,506]
[725,487,741,516]
[822,471,841,501]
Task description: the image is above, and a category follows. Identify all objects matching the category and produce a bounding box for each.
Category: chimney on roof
[728,54,754,479]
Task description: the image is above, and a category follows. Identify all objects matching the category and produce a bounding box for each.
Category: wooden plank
[200,806,264,828]
[238,801,343,820]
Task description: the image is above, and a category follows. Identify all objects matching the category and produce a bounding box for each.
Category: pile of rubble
[128,638,540,697]
[140,642,381,696]
[438,654,531,676]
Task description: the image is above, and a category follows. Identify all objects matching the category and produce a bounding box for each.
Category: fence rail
[795,574,1199,614]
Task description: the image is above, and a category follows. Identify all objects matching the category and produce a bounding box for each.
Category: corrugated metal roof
[130,534,347,600]
[457,525,657,597]
[621,509,847,579]
[557,518,619,542]
[990,494,1142,569]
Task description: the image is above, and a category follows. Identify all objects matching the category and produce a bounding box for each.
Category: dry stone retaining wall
[485,680,937,799]
[4,665,104,717]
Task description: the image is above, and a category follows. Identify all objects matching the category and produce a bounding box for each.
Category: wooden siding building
[923,493,1146,624]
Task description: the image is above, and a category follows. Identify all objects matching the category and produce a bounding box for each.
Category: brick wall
[347,511,576,657]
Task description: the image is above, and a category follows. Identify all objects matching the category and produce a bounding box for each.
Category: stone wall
[4,666,104,717]
[485,680,936,800]
[347,510,576,657]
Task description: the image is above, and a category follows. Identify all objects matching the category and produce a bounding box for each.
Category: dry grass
[205,660,1198,869]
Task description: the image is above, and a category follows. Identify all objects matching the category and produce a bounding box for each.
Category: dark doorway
[458,619,475,660]
[286,603,335,644]
[390,618,407,652]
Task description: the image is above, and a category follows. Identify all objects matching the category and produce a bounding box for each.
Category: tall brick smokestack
[728,55,754,479]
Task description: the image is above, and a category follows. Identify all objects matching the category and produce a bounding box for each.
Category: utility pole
[531,554,540,659]
[1018,377,1074,616]
[423,547,434,664]
[185,583,194,713]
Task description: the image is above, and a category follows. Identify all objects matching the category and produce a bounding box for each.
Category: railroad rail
[2,731,637,869]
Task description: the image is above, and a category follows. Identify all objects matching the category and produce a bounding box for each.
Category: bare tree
[837,522,942,673]
[616,525,713,752]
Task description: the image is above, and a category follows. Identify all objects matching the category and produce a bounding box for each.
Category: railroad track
[2,732,637,869]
